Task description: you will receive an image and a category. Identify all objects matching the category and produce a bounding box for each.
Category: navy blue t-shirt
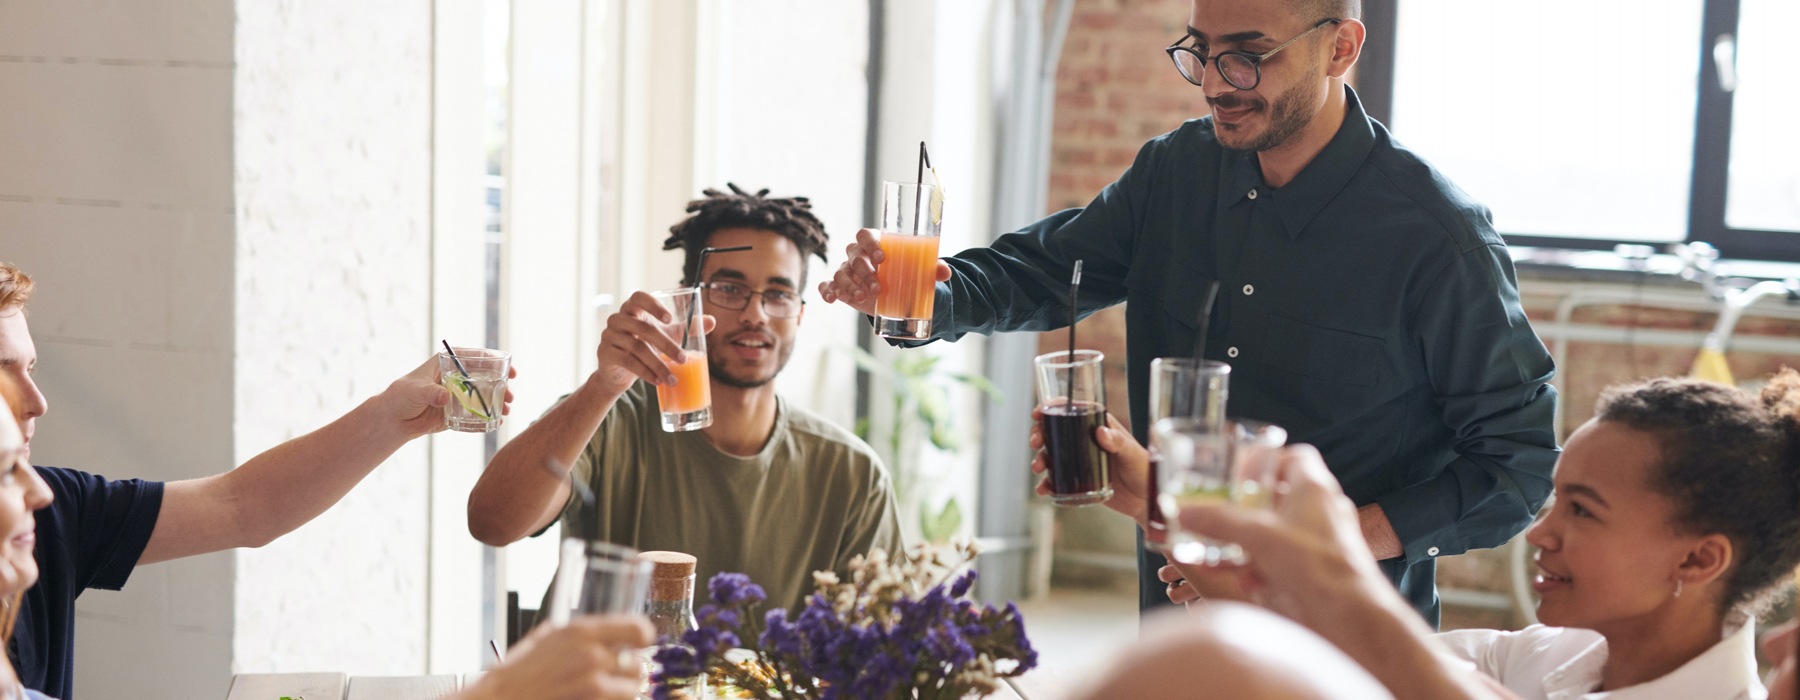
[8,466,163,700]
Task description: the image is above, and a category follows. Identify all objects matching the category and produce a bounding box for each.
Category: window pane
[1724,0,1800,232]
[1390,2,1703,242]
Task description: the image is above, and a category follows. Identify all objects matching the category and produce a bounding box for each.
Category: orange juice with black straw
[874,142,944,340]
[651,245,750,432]
[650,286,712,432]
[657,353,711,416]
[876,234,941,324]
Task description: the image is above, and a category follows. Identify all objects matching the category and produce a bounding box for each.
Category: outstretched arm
[1176,446,1517,700]
[140,355,512,565]
[819,138,1170,344]
[467,291,712,546]
[467,371,617,546]
[452,615,652,700]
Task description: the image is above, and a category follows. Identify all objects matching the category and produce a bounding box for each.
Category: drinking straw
[681,245,754,348]
[542,456,596,506]
[912,141,933,233]
[489,639,504,663]
[441,340,493,417]
[1067,260,1084,404]
[1191,281,1220,361]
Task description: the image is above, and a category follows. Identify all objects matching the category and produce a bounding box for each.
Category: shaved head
[1289,0,1360,21]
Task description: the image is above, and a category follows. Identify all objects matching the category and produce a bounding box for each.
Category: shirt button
[1247,188,1259,200]
[1427,546,1440,557]
[1227,346,1239,358]
[1242,284,1254,296]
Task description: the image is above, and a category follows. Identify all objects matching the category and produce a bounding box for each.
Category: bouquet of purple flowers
[650,542,1037,700]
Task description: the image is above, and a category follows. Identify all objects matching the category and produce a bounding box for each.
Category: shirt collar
[1213,84,1378,241]
[1542,611,1765,700]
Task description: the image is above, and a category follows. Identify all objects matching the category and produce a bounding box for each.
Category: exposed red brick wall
[1032,0,1799,624]
[1038,0,1202,588]
[1048,0,1197,212]
[1519,297,1800,433]
[1037,0,1196,421]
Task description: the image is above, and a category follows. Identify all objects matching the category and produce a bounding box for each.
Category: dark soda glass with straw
[1034,261,1112,506]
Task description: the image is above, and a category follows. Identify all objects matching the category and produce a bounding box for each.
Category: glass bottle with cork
[640,550,705,699]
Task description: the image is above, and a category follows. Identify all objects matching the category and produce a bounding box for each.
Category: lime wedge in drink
[444,374,492,420]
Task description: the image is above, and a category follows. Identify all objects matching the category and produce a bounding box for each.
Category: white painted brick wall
[0,0,240,697]
[232,0,434,679]
[2,0,439,695]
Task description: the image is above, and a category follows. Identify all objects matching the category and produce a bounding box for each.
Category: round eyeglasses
[703,281,804,318]
[1166,18,1341,91]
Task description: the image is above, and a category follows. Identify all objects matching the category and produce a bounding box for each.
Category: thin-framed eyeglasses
[1166,18,1342,91]
[703,280,804,318]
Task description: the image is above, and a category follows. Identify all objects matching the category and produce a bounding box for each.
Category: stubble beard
[1212,66,1325,153]
[708,338,795,390]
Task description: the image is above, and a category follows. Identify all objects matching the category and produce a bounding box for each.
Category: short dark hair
[662,183,830,286]
[1595,369,1800,616]
[1290,0,1361,21]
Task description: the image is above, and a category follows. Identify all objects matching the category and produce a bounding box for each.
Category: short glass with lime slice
[437,347,510,432]
[1154,417,1287,565]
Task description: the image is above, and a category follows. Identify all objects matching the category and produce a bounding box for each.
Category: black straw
[1192,281,1220,361]
[441,340,492,417]
[682,245,754,348]
[542,457,596,506]
[1067,260,1084,404]
[912,142,932,234]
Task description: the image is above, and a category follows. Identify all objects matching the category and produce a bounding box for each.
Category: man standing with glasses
[821,0,1558,627]
[470,184,903,615]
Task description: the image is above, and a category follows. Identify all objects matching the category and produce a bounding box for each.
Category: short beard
[1212,66,1326,153]
[710,361,774,389]
[706,338,795,390]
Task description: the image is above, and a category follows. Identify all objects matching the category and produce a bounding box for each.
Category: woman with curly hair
[1076,370,1800,699]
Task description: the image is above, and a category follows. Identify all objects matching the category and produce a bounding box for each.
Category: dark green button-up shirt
[914,87,1558,625]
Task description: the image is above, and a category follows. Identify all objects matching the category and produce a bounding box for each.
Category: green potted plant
[843,345,1002,544]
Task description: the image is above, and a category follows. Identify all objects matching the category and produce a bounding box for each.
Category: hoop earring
[1673,580,1683,598]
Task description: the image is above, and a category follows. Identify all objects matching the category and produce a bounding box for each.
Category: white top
[1433,613,1765,700]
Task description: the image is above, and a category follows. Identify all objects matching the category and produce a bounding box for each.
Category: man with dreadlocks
[470,184,903,614]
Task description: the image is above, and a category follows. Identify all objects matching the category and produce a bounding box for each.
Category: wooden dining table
[228,672,1037,699]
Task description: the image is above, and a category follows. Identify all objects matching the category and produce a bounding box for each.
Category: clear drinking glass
[650,288,712,432]
[545,539,655,627]
[1229,420,1287,509]
[1155,418,1287,565]
[438,348,511,432]
[874,181,943,340]
[1034,349,1112,507]
[1145,359,1229,540]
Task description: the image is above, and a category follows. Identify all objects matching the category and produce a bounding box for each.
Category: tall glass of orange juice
[875,180,943,340]
[650,287,712,432]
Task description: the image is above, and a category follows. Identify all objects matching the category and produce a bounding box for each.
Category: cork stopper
[641,551,697,601]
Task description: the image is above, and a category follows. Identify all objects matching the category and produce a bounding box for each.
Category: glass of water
[1155,418,1286,565]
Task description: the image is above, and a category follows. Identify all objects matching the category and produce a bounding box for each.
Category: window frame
[1359,0,1799,262]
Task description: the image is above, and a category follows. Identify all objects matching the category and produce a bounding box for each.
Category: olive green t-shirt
[545,382,903,615]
